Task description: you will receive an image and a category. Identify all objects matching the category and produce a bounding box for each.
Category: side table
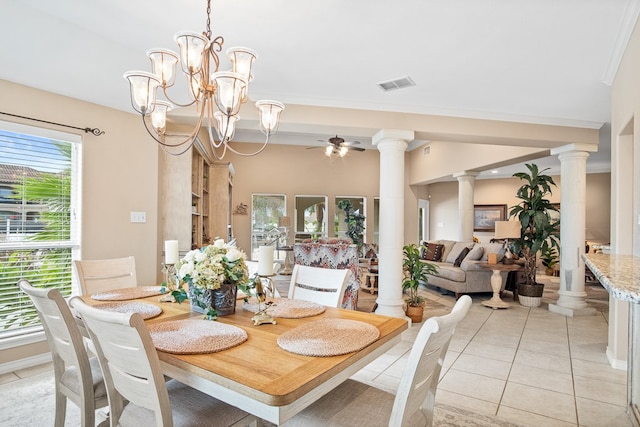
[476,263,524,309]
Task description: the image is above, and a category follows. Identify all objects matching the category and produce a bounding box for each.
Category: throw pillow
[453,247,471,267]
[445,241,474,264]
[421,242,444,261]
[438,240,457,264]
[465,244,484,261]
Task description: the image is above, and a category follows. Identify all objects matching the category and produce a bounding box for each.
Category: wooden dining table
[81,291,408,425]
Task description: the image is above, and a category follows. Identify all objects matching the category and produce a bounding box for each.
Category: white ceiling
[2,0,637,179]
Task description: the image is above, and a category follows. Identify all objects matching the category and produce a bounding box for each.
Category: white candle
[258,246,274,276]
[164,240,179,265]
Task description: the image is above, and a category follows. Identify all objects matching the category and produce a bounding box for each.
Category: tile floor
[0,276,633,426]
[352,276,633,426]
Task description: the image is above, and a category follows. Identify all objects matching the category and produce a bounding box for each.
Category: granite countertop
[582,253,640,303]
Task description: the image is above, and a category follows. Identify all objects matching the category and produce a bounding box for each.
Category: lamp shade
[494,221,520,240]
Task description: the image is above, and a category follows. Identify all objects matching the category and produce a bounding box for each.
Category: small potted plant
[402,243,438,322]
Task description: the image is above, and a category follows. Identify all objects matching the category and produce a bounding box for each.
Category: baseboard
[0,352,52,375]
[606,346,628,371]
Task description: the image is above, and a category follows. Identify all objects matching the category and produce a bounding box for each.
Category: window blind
[0,121,81,338]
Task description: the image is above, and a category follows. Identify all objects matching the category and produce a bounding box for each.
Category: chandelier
[123,0,284,159]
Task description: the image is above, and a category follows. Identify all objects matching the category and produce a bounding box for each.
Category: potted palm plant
[402,243,438,322]
[338,199,365,257]
[509,164,560,307]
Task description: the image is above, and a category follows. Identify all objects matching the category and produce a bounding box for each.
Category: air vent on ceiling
[377,76,416,92]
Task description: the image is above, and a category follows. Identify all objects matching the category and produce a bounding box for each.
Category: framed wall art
[474,204,507,231]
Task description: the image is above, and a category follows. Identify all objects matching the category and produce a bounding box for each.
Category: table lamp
[494,220,521,264]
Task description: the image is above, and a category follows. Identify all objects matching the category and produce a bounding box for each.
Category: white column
[372,129,414,318]
[548,144,597,317]
[453,171,479,242]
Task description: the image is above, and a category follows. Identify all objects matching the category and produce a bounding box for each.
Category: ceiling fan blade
[344,140,361,146]
[351,147,366,152]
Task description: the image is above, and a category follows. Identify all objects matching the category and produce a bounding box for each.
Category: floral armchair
[293,239,359,310]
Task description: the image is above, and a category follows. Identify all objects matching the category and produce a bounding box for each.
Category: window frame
[0,120,82,347]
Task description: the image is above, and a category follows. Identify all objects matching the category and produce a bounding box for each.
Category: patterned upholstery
[293,240,359,310]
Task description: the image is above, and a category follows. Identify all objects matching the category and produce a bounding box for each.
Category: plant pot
[406,304,425,323]
[188,283,237,316]
[517,282,544,308]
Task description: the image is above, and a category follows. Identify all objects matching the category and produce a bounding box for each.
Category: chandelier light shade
[123,0,284,159]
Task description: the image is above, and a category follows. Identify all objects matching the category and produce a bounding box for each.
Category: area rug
[0,370,523,427]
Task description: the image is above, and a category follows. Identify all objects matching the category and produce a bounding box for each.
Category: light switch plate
[130,211,146,223]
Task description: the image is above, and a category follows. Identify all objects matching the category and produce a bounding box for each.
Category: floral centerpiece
[172,239,250,319]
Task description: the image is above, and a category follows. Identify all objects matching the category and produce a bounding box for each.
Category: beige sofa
[420,240,509,298]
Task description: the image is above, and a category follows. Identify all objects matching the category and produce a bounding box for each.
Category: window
[0,121,81,341]
[294,195,327,241]
[251,194,285,260]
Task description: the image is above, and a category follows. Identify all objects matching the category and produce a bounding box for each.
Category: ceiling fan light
[227,47,257,82]
[174,31,209,75]
[325,146,333,157]
[339,146,348,157]
[123,71,161,115]
[212,71,247,115]
[256,100,285,136]
[147,48,179,87]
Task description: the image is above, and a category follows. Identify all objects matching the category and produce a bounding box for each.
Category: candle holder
[159,263,179,302]
[251,274,277,326]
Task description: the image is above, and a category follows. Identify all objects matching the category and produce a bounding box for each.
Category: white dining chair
[74,256,137,295]
[69,297,256,427]
[287,264,351,308]
[18,280,109,427]
[281,295,473,427]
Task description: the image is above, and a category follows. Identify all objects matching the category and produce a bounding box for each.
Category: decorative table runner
[93,301,162,320]
[242,297,325,318]
[148,319,248,355]
[91,286,164,301]
[277,318,380,356]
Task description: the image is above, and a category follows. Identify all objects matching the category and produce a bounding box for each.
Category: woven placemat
[148,319,248,355]
[277,319,380,357]
[93,301,162,320]
[242,297,326,318]
[91,286,164,301]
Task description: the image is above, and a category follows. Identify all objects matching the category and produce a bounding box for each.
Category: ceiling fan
[309,135,366,157]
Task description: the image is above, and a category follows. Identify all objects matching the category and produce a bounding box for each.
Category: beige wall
[608,7,640,368]
[611,17,640,256]
[425,173,611,244]
[219,143,381,256]
[0,79,160,364]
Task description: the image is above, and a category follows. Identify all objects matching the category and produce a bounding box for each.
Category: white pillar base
[374,296,408,319]
[549,290,597,316]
